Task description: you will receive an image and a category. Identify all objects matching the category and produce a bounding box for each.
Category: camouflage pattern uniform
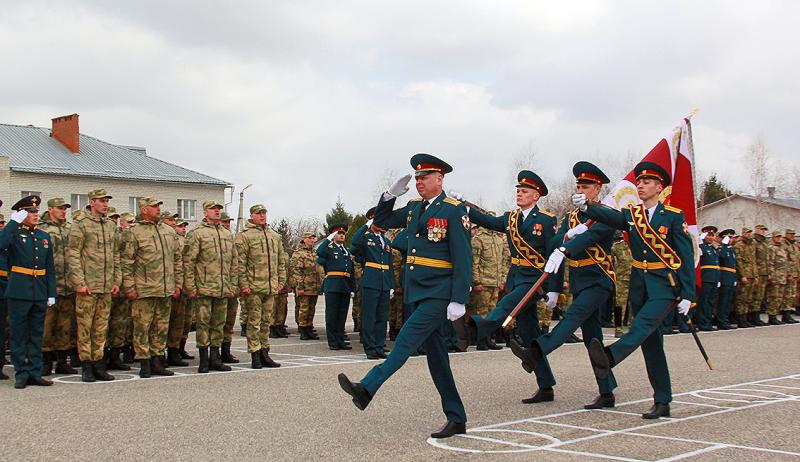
[39,210,74,355]
[734,231,758,318]
[168,229,189,349]
[288,239,323,329]
[783,231,798,314]
[611,237,633,335]
[753,230,769,316]
[235,218,287,353]
[67,198,121,363]
[108,225,132,352]
[766,232,789,319]
[388,247,404,335]
[468,227,504,319]
[350,261,364,330]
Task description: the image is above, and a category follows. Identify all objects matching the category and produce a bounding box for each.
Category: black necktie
[421,200,430,213]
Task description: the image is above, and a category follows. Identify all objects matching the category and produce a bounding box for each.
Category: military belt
[406,256,453,269]
[719,266,736,273]
[568,258,597,268]
[631,260,667,272]
[364,262,390,270]
[0,269,7,277]
[326,271,351,277]
[510,257,535,267]
[699,265,720,270]
[11,266,46,277]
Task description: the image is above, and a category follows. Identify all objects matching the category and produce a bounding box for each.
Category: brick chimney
[51,113,80,153]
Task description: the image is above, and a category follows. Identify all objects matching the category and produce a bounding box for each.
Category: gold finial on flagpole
[685,108,699,120]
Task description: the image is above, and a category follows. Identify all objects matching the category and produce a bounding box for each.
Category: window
[21,190,42,199]
[71,194,89,210]
[177,199,197,221]
[129,196,145,216]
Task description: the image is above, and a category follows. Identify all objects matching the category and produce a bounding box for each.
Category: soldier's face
[0,222,5,230]
[204,207,222,223]
[516,186,540,208]
[175,225,187,236]
[141,204,161,222]
[742,230,752,239]
[756,228,766,236]
[333,231,346,244]
[415,172,443,199]
[23,210,39,226]
[163,217,176,227]
[221,220,232,229]
[704,233,715,244]
[636,178,663,201]
[575,182,601,202]
[49,206,68,222]
[773,235,783,244]
[787,234,796,242]
[303,236,315,247]
[119,220,130,230]
[251,210,267,225]
[91,198,110,215]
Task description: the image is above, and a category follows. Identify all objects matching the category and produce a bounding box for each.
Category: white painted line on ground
[655,444,727,462]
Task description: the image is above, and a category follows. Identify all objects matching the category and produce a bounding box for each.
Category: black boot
[299,326,311,340]
[179,339,194,359]
[221,342,239,363]
[81,362,95,383]
[354,319,361,332]
[55,350,78,374]
[69,348,82,367]
[752,312,767,326]
[41,351,54,376]
[260,348,281,368]
[782,311,799,324]
[279,325,290,338]
[738,314,752,328]
[92,359,115,381]
[584,393,615,409]
[167,348,189,367]
[122,345,134,364]
[476,338,489,351]
[486,337,503,350]
[251,351,262,369]
[139,358,151,378]
[521,387,554,404]
[107,348,131,371]
[389,328,397,341]
[198,347,209,373]
[268,326,280,339]
[642,402,670,419]
[308,327,320,340]
[430,421,466,439]
[769,315,783,325]
[210,347,232,371]
[151,357,174,376]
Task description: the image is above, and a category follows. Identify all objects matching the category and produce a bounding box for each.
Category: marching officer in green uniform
[338,154,472,439]
[576,162,696,419]
[734,227,757,328]
[0,196,57,388]
[349,207,394,359]
[318,224,356,350]
[462,170,561,404]
[509,162,618,409]
[0,210,8,380]
[716,228,738,329]
[696,226,720,331]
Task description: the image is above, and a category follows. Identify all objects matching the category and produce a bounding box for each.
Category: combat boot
[122,345,134,364]
[279,325,290,337]
[752,312,767,326]
[268,326,280,338]
[251,351,262,369]
[69,348,82,367]
[41,351,54,376]
[81,363,95,383]
[92,360,115,381]
[150,357,174,376]
[354,319,361,332]
[476,338,489,351]
[55,350,78,374]
[178,339,194,359]
[768,315,783,325]
[221,342,239,363]
[737,314,752,328]
[309,328,320,340]
[486,337,503,350]
[299,326,311,340]
[107,348,131,371]
[209,347,232,371]
[782,311,798,324]
[139,358,151,378]
[259,348,281,368]
[198,347,210,373]
[167,348,189,367]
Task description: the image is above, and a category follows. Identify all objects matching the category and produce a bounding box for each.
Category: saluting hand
[387,174,412,198]
[572,194,588,211]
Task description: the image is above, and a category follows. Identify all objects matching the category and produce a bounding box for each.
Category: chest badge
[532,223,543,236]
[427,218,447,242]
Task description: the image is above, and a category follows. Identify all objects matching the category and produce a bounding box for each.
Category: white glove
[389,289,395,298]
[545,292,559,309]
[326,232,337,241]
[677,299,691,316]
[387,174,413,197]
[699,232,708,240]
[446,302,466,321]
[47,297,56,307]
[722,236,731,245]
[717,282,721,288]
[366,219,373,228]
[572,193,588,211]
[566,223,588,239]
[10,210,28,223]
[544,248,565,273]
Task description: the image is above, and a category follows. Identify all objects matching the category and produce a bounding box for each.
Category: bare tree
[745,138,771,198]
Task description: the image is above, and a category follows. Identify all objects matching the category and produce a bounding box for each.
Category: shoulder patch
[663,205,682,214]
[443,197,461,206]
[539,209,555,217]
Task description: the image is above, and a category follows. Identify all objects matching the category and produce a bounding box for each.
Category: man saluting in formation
[338,153,472,439]
[574,162,696,419]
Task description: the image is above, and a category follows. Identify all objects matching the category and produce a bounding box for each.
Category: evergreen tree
[324,195,354,234]
[275,218,293,256]
[346,214,367,247]
[700,174,732,206]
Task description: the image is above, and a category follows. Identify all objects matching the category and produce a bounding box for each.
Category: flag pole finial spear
[685,108,699,120]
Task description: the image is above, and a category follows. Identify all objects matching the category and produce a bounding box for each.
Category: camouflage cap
[786,228,796,235]
[176,220,189,227]
[159,210,179,219]
[88,188,112,199]
[138,197,163,208]
[47,197,71,208]
[771,230,783,237]
[108,207,120,217]
[120,212,135,223]
[302,231,316,239]
[203,200,224,210]
[741,226,753,233]
[249,204,267,214]
[755,224,768,230]
[220,212,233,222]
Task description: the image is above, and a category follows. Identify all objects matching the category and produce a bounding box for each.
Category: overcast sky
[1,1,798,220]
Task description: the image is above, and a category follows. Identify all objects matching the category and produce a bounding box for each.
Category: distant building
[0,113,231,224]
[698,188,800,232]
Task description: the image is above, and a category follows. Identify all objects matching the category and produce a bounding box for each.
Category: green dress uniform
[696,230,720,330]
[716,229,737,328]
[0,215,9,379]
[317,224,355,349]
[0,197,57,385]
[586,163,696,407]
[469,170,560,393]
[349,219,394,358]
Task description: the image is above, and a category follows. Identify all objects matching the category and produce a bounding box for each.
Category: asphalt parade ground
[2,301,799,461]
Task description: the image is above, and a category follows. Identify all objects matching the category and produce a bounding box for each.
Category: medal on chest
[427,218,447,242]
[532,223,543,236]
[42,238,49,249]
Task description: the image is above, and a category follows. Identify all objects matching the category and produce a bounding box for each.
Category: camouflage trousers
[352,290,361,324]
[735,279,757,315]
[784,278,798,310]
[538,299,552,329]
[75,293,112,362]
[467,286,498,319]
[167,295,188,348]
[614,279,630,327]
[243,293,274,352]
[42,295,75,352]
[131,297,171,360]
[182,298,195,340]
[295,295,318,327]
[272,294,288,327]
[388,292,404,331]
[223,297,239,343]
[239,297,249,327]
[107,297,132,349]
[753,276,768,313]
[195,296,227,348]
[766,283,787,315]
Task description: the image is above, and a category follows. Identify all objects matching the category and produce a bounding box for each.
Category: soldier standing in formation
[67,189,120,382]
[218,212,240,363]
[165,217,191,366]
[106,208,133,371]
[235,204,284,369]
[611,231,632,338]
[716,229,738,330]
[751,224,770,326]
[766,230,790,325]
[696,226,720,331]
[288,231,322,340]
[734,227,757,328]
[783,229,799,323]
[183,200,238,373]
[317,224,355,350]
[468,213,504,350]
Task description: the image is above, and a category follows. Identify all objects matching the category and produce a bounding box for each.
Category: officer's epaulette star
[442,197,461,206]
[539,209,555,217]
[663,205,682,214]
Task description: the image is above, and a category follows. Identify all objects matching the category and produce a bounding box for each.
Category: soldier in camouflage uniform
[218,212,240,363]
[469,222,505,350]
[766,230,790,325]
[387,231,405,340]
[121,197,183,378]
[611,232,632,338]
[39,198,77,376]
[169,220,195,361]
[235,204,284,369]
[288,231,322,341]
[751,224,769,326]
[183,200,238,373]
[271,286,290,336]
[782,229,799,323]
[106,211,134,371]
[733,227,757,327]
[350,261,364,334]
[67,189,120,382]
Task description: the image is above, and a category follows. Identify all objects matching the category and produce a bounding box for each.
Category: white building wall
[698,197,800,232]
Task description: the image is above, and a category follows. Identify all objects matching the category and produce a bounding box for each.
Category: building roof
[0,123,230,186]
[699,193,800,211]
